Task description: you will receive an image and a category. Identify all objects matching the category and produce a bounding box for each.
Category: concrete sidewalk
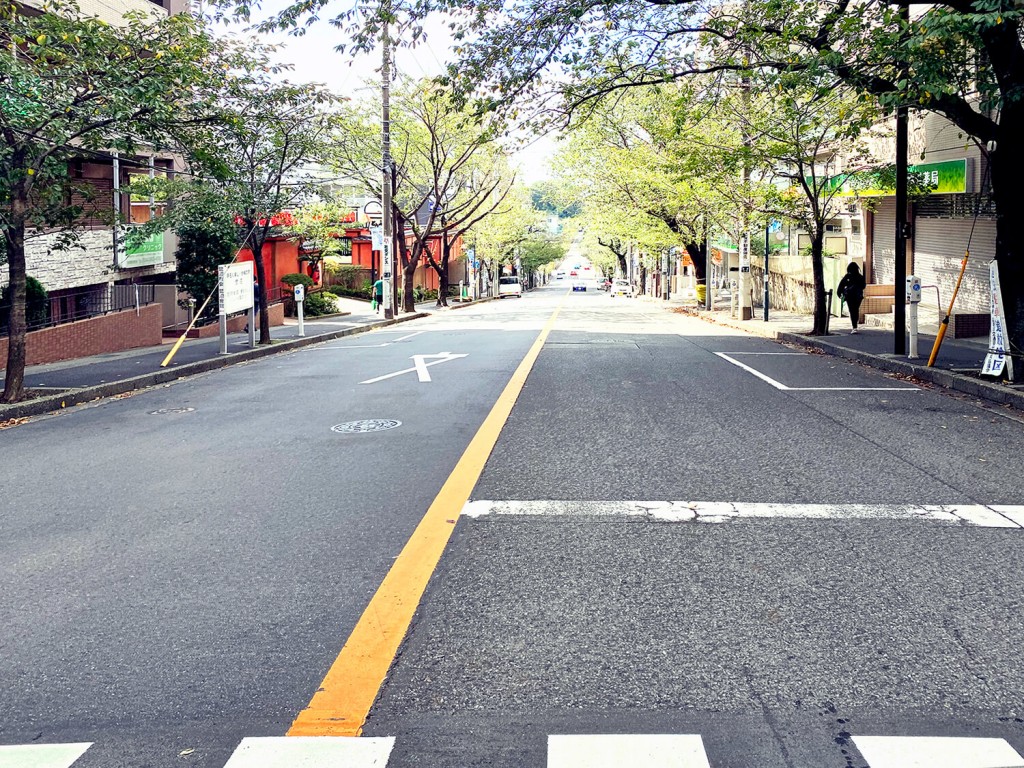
[656,292,1024,411]
[0,297,437,422]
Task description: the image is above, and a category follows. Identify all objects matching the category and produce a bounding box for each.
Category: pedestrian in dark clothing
[837,262,866,334]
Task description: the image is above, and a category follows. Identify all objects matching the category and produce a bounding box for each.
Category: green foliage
[281,272,314,288]
[1,276,48,329]
[174,223,237,321]
[519,238,564,275]
[300,291,334,316]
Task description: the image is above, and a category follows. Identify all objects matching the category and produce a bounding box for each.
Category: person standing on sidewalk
[371,279,384,313]
[837,262,866,334]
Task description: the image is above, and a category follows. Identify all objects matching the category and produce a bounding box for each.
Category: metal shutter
[914,215,993,314]
[872,198,896,284]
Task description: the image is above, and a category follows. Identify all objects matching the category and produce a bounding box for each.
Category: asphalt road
[3,283,1024,767]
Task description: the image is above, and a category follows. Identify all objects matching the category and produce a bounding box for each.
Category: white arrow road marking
[852,735,1024,768]
[0,743,92,768]
[548,734,711,767]
[223,737,395,767]
[360,353,468,384]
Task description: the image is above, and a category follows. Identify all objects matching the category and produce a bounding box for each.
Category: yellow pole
[160,289,217,368]
[927,250,969,367]
[159,229,262,369]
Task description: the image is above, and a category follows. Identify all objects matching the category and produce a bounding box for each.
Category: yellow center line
[288,297,567,738]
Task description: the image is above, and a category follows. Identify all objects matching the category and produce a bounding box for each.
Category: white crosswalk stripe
[852,735,1024,768]
[0,743,91,768]
[548,734,711,767]
[7,733,1024,767]
[221,737,395,767]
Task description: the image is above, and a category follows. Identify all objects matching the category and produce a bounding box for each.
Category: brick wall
[0,303,163,367]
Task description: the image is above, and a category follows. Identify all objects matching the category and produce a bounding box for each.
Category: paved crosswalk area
[4,733,1024,767]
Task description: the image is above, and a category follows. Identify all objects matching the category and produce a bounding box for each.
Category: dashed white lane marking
[222,737,395,767]
[548,734,711,767]
[462,500,1024,528]
[715,352,918,391]
[853,735,1024,768]
[0,743,91,768]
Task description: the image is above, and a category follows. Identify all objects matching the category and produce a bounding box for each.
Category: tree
[138,78,339,343]
[0,1,231,402]
[738,71,886,333]
[332,80,514,310]
[227,0,1024,365]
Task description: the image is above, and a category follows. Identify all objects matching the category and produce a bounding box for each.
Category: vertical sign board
[982,260,1014,379]
[219,262,254,315]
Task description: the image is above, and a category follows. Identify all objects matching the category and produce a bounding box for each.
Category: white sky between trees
[233,0,557,184]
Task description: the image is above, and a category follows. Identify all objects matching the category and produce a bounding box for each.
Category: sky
[230,0,556,184]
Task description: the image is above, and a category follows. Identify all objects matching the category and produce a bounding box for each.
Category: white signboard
[219,262,254,316]
[370,226,384,251]
[381,240,393,279]
[982,260,1013,379]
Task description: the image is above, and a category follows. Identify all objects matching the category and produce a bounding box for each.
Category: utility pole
[381,2,395,320]
[738,62,753,320]
[893,1,909,354]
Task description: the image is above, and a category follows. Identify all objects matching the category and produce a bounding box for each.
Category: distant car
[610,279,632,297]
[599,277,612,291]
[498,276,522,298]
[569,270,578,277]
[572,280,587,292]
[555,271,566,279]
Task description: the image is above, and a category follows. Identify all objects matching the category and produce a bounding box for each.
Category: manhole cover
[150,407,196,415]
[331,419,402,434]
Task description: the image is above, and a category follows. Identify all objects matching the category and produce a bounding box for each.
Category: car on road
[555,270,566,279]
[498,276,522,298]
[572,280,587,292]
[609,278,632,297]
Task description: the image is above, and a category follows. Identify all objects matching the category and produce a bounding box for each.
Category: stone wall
[0,229,176,293]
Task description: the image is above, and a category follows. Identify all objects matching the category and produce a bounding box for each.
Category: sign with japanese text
[218,262,254,316]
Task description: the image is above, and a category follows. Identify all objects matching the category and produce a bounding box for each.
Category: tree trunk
[638,263,647,295]
[434,236,450,307]
[990,113,1024,376]
[810,232,828,335]
[249,231,271,345]
[1,207,28,403]
[402,244,417,312]
[617,252,628,277]
[685,240,707,284]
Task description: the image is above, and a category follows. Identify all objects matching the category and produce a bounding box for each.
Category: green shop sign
[827,159,968,197]
[121,231,164,269]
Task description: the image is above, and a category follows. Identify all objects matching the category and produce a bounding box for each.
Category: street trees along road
[734,69,885,335]
[330,79,515,311]
[553,83,746,290]
[0,2,241,403]
[218,0,1024,368]
[133,78,339,345]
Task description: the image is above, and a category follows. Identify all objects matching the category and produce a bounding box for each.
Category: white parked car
[498,276,523,298]
[610,279,633,297]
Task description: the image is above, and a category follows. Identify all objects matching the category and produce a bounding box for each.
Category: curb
[0,312,429,422]
[675,305,1024,411]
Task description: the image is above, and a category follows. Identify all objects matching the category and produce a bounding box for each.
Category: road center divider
[288,297,567,737]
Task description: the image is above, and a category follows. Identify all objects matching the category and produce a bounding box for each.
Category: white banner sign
[219,262,254,316]
[982,260,1013,379]
[370,226,383,251]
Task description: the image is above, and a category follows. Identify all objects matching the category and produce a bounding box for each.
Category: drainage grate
[150,407,196,415]
[331,419,402,434]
